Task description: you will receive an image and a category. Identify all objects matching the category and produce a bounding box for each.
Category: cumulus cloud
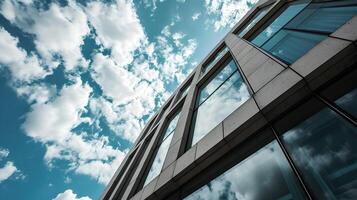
[205,0,259,31]
[91,54,138,104]
[85,0,145,66]
[0,0,90,71]
[52,189,91,200]
[22,78,92,142]
[0,27,49,83]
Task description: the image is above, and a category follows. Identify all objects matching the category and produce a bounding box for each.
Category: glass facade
[281,104,357,199]
[185,140,306,200]
[237,6,270,37]
[190,57,250,147]
[202,46,229,75]
[334,87,357,118]
[143,111,181,186]
[251,0,357,64]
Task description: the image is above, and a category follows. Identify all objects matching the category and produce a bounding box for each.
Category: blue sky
[0,0,257,199]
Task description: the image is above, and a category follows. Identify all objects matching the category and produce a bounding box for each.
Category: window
[237,6,270,37]
[251,0,357,64]
[177,81,191,101]
[334,87,357,118]
[202,46,229,75]
[281,104,357,199]
[185,140,306,200]
[143,111,181,186]
[190,56,250,147]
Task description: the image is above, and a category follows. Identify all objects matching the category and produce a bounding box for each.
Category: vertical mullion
[271,126,314,200]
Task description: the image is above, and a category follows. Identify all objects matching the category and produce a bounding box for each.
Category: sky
[0,0,258,199]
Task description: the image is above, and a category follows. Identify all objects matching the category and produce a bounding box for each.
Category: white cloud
[22,78,92,143]
[91,54,138,104]
[0,27,49,83]
[192,12,201,21]
[15,83,56,105]
[0,162,17,183]
[85,0,145,66]
[0,0,90,71]
[52,189,91,200]
[205,0,259,31]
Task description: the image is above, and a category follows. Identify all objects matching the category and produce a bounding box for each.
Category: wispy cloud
[192,12,201,21]
[204,0,259,31]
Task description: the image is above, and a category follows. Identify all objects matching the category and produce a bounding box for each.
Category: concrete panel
[154,162,177,198]
[331,15,357,42]
[239,50,269,77]
[254,68,302,109]
[224,33,239,49]
[130,190,142,200]
[195,123,224,161]
[140,177,158,200]
[223,98,260,139]
[247,58,285,92]
[173,144,196,178]
[162,139,181,170]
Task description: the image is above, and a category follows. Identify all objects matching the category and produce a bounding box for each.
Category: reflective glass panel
[285,1,357,33]
[282,107,357,199]
[185,140,306,200]
[202,46,229,74]
[261,30,326,64]
[143,111,180,186]
[238,6,269,37]
[198,58,238,106]
[251,3,308,46]
[335,87,357,119]
[191,59,250,146]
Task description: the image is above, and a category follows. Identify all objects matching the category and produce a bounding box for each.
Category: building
[101,0,357,199]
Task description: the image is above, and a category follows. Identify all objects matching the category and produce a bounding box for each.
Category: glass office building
[101,0,357,199]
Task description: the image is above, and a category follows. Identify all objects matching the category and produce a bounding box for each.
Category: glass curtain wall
[250,0,357,64]
[190,56,250,147]
[186,75,357,199]
[201,46,229,75]
[143,111,181,186]
[185,140,306,200]
[237,5,270,37]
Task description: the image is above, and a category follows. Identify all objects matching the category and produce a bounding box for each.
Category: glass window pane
[198,58,238,106]
[191,69,250,146]
[281,107,357,199]
[261,29,326,64]
[144,111,181,186]
[335,87,357,119]
[185,140,306,200]
[251,3,308,47]
[238,6,269,37]
[286,1,357,33]
[144,133,173,186]
[202,46,229,74]
[163,112,181,139]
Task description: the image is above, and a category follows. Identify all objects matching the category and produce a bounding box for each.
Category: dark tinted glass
[282,107,357,199]
[261,30,326,64]
[335,87,357,119]
[251,3,308,46]
[185,140,306,200]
